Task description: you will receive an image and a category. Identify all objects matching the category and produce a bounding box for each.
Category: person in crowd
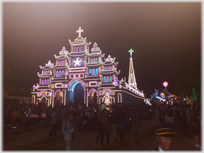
[37,102,42,119]
[176,106,182,131]
[25,106,32,132]
[100,103,106,111]
[94,113,102,147]
[186,104,193,136]
[4,106,9,127]
[192,105,201,149]
[180,106,187,135]
[165,105,175,123]
[48,107,58,138]
[12,107,21,134]
[110,106,119,143]
[118,112,127,141]
[152,122,175,151]
[158,104,166,123]
[129,105,140,144]
[100,109,110,149]
[62,112,76,150]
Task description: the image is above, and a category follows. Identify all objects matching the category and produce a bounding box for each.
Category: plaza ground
[3,109,200,151]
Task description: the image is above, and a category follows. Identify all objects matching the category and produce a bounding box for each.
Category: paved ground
[3,109,201,151]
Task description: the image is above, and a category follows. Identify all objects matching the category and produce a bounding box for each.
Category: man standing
[48,107,58,138]
[62,112,76,150]
[25,106,32,132]
[152,122,175,151]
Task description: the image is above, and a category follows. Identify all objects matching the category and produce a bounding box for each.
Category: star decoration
[74,58,82,67]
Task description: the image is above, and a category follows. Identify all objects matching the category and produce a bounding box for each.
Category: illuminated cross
[76,27,84,38]
[128,48,134,57]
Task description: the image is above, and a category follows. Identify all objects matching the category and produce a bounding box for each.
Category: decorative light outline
[88,88,98,96]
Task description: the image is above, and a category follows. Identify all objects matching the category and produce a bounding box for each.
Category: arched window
[62,71,64,76]
[59,71,61,77]
[76,47,79,52]
[42,80,44,85]
[89,69,92,74]
[47,79,49,84]
[91,58,93,63]
[110,76,112,82]
[92,69,95,75]
[118,93,122,103]
[96,69,98,75]
[56,71,59,77]
[104,77,106,82]
[80,46,83,52]
[107,76,109,82]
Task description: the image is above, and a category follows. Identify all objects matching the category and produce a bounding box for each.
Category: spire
[128,48,137,89]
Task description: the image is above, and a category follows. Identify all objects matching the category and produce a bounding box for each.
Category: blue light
[156,96,166,101]
[70,81,79,91]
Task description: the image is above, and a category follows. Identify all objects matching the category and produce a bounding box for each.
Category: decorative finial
[128,48,134,57]
[163,81,168,89]
[76,27,84,38]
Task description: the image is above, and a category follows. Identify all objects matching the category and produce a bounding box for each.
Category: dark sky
[3,2,201,96]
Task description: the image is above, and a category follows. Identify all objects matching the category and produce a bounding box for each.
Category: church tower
[128,48,137,89]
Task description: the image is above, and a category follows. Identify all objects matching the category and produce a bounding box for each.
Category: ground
[3,109,200,151]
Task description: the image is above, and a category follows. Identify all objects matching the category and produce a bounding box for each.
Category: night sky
[3,2,201,97]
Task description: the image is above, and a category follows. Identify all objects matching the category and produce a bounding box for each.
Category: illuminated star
[128,48,134,57]
[74,58,82,67]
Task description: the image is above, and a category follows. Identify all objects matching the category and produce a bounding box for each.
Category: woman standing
[62,112,76,150]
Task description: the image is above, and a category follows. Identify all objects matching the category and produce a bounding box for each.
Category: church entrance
[89,89,97,104]
[69,81,84,104]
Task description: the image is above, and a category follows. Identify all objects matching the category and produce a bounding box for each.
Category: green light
[128,48,134,57]
[192,88,197,101]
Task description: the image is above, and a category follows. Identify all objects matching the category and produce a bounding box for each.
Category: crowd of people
[3,100,201,150]
[157,102,201,149]
[45,101,149,150]
[3,102,36,134]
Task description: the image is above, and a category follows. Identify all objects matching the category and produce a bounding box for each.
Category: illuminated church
[31,27,144,107]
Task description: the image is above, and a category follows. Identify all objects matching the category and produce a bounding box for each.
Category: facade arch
[54,89,63,97]
[68,79,85,91]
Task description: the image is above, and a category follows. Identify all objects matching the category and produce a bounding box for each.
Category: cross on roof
[76,27,84,38]
[128,48,134,57]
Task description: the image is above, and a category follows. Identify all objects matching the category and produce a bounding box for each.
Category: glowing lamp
[163,81,168,89]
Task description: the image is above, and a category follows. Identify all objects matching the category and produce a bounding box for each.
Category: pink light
[163,81,168,89]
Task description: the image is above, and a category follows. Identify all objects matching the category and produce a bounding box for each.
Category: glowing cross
[74,58,82,67]
[76,27,84,38]
[128,48,134,57]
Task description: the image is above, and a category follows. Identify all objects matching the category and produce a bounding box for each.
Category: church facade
[31,27,144,107]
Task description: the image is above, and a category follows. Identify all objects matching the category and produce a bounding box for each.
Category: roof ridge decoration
[59,46,69,55]
[45,60,54,68]
[105,55,113,62]
[91,42,100,52]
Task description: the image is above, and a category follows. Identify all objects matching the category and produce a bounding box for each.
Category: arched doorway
[40,97,47,108]
[54,90,62,107]
[69,81,84,104]
[89,89,97,104]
